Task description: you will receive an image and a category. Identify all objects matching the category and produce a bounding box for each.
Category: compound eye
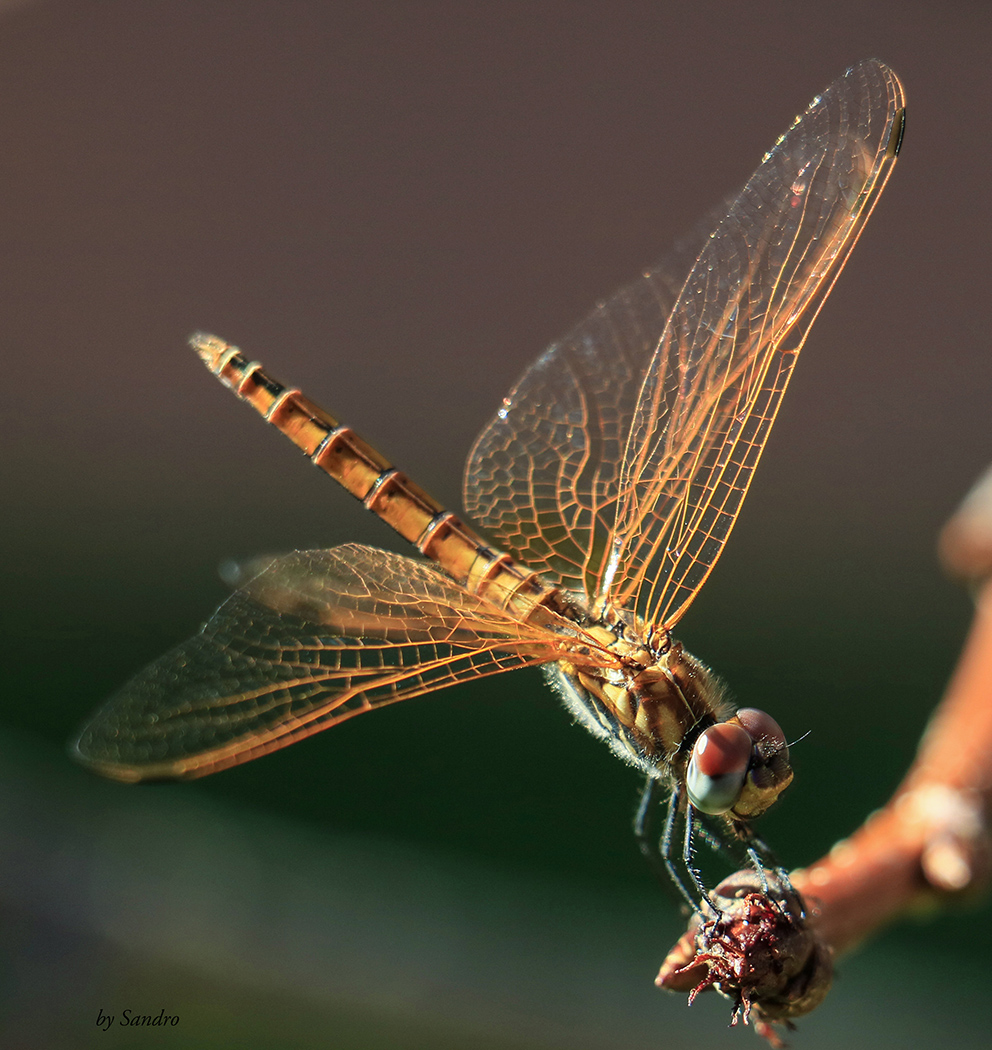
[736,708,788,761]
[686,722,752,815]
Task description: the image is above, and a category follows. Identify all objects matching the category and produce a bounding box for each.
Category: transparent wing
[606,59,904,628]
[73,544,575,782]
[465,60,904,629]
[464,207,720,600]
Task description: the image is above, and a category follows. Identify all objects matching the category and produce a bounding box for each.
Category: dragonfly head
[685,707,793,820]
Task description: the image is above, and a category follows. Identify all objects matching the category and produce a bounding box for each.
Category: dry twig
[657,466,992,1041]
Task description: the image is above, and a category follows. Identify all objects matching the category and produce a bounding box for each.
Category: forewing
[73,545,566,782]
[464,61,903,628]
[606,60,905,628]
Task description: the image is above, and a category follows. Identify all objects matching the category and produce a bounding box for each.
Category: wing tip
[888,106,907,158]
[69,731,193,784]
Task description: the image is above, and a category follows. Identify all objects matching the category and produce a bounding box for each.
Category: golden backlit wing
[465,60,905,630]
[464,209,711,603]
[605,60,905,629]
[73,545,574,782]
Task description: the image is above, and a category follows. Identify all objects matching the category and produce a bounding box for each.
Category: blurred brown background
[1,1,990,1047]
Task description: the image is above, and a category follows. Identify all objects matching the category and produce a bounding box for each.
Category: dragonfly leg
[695,812,799,912]
[633,774,666,878]
[682,803,717,913]
[633,775,704,915]
[695,815,738,861]
[745,843,772,895]
[736,823,800,915]
[637,781,795,918]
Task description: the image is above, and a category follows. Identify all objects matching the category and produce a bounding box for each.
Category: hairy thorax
[548,622,733,780]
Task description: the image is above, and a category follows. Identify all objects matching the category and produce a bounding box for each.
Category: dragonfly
[74,59,905,911]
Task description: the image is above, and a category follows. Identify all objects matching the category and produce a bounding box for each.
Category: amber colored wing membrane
[464,213,711,603]
[73,545,579,782]
[606,60,904,629]
[466,60,905,630]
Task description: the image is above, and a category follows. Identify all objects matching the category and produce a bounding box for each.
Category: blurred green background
[2,1,990,1047]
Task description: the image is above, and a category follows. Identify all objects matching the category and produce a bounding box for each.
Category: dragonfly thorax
[549,627,793,822]
[550,628,729,774]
